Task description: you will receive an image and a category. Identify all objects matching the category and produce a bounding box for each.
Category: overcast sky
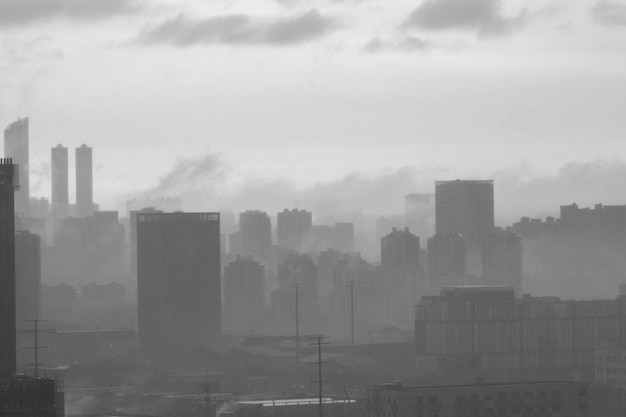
[1,0,626,223]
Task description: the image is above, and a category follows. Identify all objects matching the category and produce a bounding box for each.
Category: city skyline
[1,0,626,224]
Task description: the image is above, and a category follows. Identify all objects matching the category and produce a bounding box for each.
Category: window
[484,394,493,401]
[578,389,587,397]
[524,392,533,399]
[550,390,560,397]
[456,395,466,402]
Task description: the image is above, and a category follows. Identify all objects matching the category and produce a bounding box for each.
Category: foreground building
[367,380,590,417]
[415,286,626,382]
[137,212,221,349]
[0,376,64,417]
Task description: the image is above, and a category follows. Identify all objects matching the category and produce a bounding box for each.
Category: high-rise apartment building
[482,231,522,294]
[427,233,467,287]
[0,159,17,376]
[3,118,29,218]
[381,227,420,269]
[277,209,312,252]
[239,210,272,262]
[51,144,69,219]
[137,212,221,348]
[272,253,318,320]
[75,144,93,217]
[224,256,265,333]
[435,180,494,247]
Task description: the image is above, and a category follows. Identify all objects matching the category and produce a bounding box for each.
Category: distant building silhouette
[51,144,69,219]
[15,231,41,328]
[0,159,17,377]
[272,253,318,320]
[41,283,77,323]
[224,256,265,333]
[405,193,434,244]
[75,144,93,217]
[427,233,467,287]
[381,227,420,269]
[137,212,221,348]
[277,209,312,252]
[482,231,522,294]
[239,210,272,262]
[308,223,355,253]
[3,118,29,218]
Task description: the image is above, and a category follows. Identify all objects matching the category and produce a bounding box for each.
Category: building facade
[0,159,17,377]
[137,212,221,348]
[277,209,312,252]
[427,233,467,288]
[415,286,626,382]
[239,210,272,262]
[224,255,265,333]
[15,231,41,328]
[482,232,522,295]
[366,380,590,417]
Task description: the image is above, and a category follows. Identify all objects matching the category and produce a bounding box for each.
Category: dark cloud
[404,0,525,37]
[139,10,337,47]
[363,36,431,53]
[591,1,626,27]
[0,0,141,27]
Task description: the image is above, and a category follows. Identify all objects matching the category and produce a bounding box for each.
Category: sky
[1,0,626,225]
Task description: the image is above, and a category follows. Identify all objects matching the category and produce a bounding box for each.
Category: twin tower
[51,144,93,218]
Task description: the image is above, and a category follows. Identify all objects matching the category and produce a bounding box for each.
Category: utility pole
[295,283,300,365]
[310,337,330,417]
[23,319,47,377]
[350,281,355,367]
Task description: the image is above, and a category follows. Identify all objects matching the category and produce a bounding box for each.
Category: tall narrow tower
[0,158,18,377]
[4,118,29,218]
[75,144,93,217]
[51,144,69,219]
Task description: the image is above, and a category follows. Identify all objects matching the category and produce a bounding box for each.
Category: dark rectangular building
[137,212,221,348]
[0,159,17,377]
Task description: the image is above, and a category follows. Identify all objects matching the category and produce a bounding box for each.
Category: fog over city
[2,0,626,416]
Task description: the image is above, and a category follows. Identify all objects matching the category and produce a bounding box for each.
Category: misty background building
[238,210,272,262]
[76,144,93,218]
[137,212,221,349]
[427,233,467,287]
[277,209,312,252]
[224,255,266,334]
[51,144,69,219]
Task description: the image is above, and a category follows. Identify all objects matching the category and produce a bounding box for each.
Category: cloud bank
[0,0,141,27]
[591,1,626,27]
[139,10,337,47]
[404,0,525,37]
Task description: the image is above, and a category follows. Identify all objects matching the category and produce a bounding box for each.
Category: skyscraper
[435,180,494,275]
[239,210,272,262]
[75,144,93,217]
[277,209,312,252]
[0,159,17,376]
[3,118,29,218]
[137,212,221,348]
[51,144,69,219]
[381,227,420,269]
[482,232,522,294]
[435,180,494,247]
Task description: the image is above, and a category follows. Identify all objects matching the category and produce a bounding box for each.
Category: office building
[0,159,17,377]
[482,231,522,294]
[435,180,494,246]
[239,210,272,262]
[277,209,312,252]
[15,231,41,328]
[224,256,265,333]
[137,212,221,348]
[51,144,69,219]
[427,233,467,287]
[75,144,93,217]
[3,118,29,218]
[367,380,590,417]
[415,286,626,382]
